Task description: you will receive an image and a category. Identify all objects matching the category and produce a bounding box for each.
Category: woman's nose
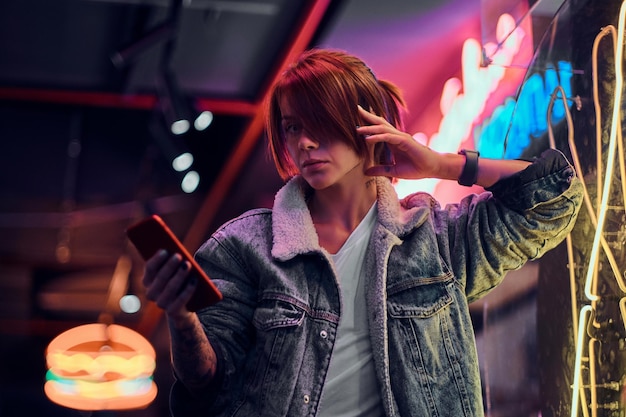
[298,135,318,150]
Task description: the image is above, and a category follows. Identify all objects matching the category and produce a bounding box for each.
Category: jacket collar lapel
[271,176,319,261]
[270,176,430,261]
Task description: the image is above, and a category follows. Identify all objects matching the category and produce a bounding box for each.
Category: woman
[142,49,583,416]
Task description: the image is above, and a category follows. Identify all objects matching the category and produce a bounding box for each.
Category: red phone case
[126,214,223,311]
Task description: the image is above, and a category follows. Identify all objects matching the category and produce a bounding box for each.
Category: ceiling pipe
[0,87,258,115]
[110,21,176,69]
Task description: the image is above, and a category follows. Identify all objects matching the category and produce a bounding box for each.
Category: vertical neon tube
[571,305,592,417]
[584,1,626,302]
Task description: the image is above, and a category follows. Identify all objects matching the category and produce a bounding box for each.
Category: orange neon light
[44,323,157,411]
[395,13,526,199]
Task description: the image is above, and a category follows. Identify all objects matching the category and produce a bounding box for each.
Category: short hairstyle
[265,48,406,181]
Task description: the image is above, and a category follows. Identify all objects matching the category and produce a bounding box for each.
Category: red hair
[266,49,406,181]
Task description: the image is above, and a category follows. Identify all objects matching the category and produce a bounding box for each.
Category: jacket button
[319,330,328,339]
[303,394,310,404]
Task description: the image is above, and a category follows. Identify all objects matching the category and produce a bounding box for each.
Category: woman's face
[280,97,366,191]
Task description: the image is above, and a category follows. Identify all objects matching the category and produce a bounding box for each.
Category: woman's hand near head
[357,106,532,186]
[357,106,444,180]
[142,249,198,326]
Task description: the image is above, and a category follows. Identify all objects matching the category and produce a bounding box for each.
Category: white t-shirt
[317,203,384,417]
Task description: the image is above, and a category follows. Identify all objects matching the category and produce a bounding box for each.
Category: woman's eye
[283,123,301,136]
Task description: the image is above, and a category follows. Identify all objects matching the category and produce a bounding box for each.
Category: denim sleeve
[448,148,583,302]
[485,148,577,210]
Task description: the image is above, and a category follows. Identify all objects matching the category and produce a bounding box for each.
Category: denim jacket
[170,149,583,417]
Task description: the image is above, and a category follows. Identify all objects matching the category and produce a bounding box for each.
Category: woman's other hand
[142,249,198,324]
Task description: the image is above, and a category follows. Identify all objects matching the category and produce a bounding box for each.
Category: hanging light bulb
[194,110,213,131]
[180,170,200,193]
[172,152,194,172]
[156,70,192,136]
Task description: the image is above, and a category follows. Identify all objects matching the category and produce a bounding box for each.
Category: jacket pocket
[386,276,475,417]
[241,296,308,415]
[387,274,453,319]
[253,297,306,330]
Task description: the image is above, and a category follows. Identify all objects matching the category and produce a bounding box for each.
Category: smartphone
[381,142,394,166]
[126,214,223,311]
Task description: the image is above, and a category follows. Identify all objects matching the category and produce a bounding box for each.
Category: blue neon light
[475,61,574,159]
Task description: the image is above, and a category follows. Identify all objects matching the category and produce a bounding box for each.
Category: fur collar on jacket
[271,176,431,261]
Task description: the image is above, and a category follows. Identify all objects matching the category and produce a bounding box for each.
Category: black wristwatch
[457,149,480,187]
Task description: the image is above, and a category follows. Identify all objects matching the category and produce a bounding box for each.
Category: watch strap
[457,149,480,187]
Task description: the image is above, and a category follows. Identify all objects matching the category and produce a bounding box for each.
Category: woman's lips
[302,159,326,170]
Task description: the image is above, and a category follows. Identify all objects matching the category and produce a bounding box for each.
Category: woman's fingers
[357,124,416,154]
[357,105,439,179]
[144,251,182,296]
[357,106,411,146]
[357,105,394,131]
[142,249,168,287]
[164,274,197,314]
[143,251,196,313]
[152,257,186,305]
